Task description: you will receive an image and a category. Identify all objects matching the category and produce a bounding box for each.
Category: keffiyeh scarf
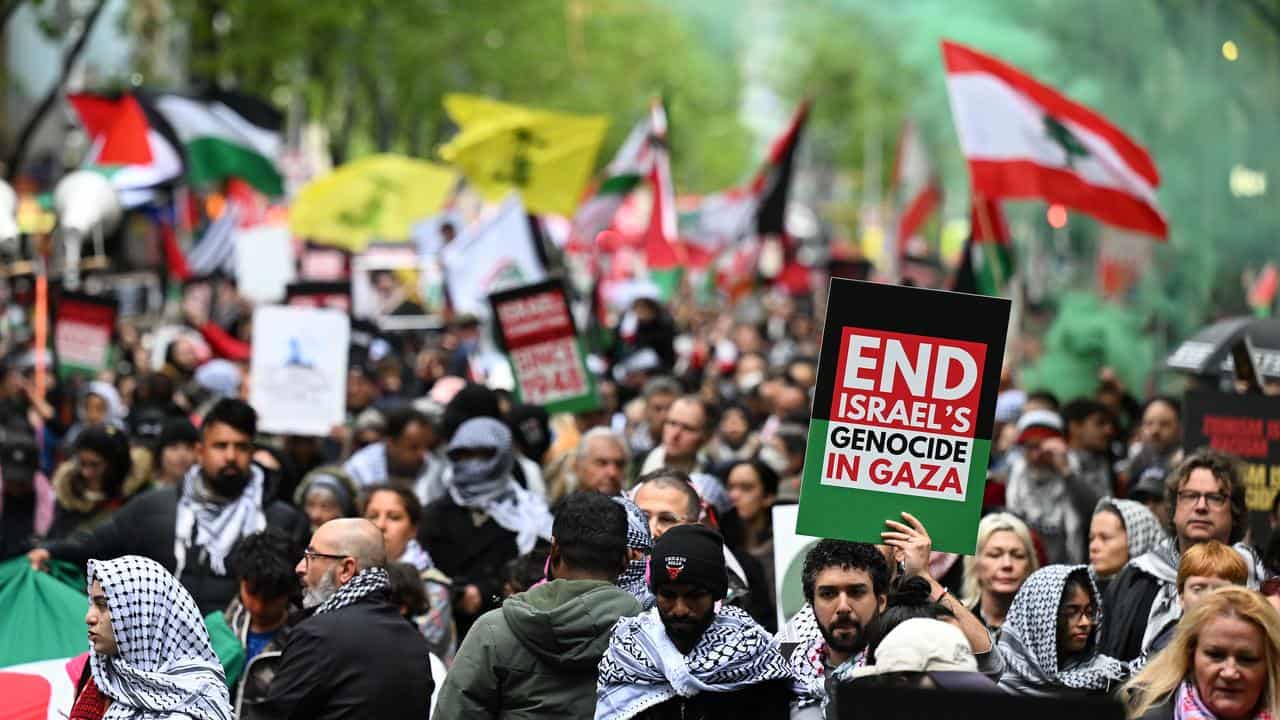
[398,538,436,573]
[596,606,808,720]
[448,418,552,554]
[175,465,266,576]
[1097,497,1166,562]
[613,495,654,608]
[314,566,392,616]
[87,556,231,720]
[998,564,1132,693]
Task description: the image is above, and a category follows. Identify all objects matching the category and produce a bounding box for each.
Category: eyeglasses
[1059,604,1098,623]
[663,418,704,435]
[302,548,348,567]
[1176,491,1228,509]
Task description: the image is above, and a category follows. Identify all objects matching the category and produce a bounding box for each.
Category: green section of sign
[795,419,991,554]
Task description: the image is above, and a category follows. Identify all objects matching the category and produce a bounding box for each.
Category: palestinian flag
[67,92,184,207]
[573,111,655,245]
[753,100,811,293]
[892,118,941,277]
[952,196,1013,296]
[152,89,284,196]
[942,39,1166,238]
[643,100,683,301]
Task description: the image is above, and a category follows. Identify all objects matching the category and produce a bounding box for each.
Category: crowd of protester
[3,283,1280,719]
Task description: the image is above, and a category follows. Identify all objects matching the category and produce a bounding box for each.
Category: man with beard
[596,524,806,719]
[253,518,433,719]
[1005,409,1095,564]
[30,399,307,613]
[344,406,447,506]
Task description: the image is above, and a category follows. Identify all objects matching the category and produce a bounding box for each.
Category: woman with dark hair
[364,484,455,662]
[47,425,150,539]
[720,459,780,592]
[998,565,1132,697]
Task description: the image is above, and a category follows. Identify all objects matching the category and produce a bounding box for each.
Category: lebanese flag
[942,40,1167,239]
[892,118,941,265]
[643,100,684,301]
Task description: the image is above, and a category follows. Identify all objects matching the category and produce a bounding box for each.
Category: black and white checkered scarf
[314,566,392,616]
[997,564,1132,694]
[612,495,654,607]
[596,605,809,719]
[87,555,231,720]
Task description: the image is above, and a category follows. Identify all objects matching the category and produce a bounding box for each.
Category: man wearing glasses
[1099,449,1268,661]
[250,518,433,719]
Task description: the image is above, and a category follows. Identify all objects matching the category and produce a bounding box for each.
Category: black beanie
[156,417,199,453]
[442,383,502,441]
[649,524,728,600]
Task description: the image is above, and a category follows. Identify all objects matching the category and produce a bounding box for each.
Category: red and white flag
[892,118,942,268]
[942,40,1167,239]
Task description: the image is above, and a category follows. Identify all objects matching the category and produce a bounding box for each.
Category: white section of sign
[771,504,821,632]
[250,306,349,436]
[234,225,295,304]
[818,420,971,502]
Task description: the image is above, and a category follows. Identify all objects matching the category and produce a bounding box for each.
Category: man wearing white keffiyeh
[596,524,809,719]
[81,555,232,720]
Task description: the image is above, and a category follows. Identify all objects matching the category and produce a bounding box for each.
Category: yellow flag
[290,154,456,252]
[439,95,608,217]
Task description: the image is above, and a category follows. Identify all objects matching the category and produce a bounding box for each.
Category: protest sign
[53,291,117,378]
[351,244,445,331]
[234,225,296,304]
[1183,390,1280,546]
[796,279,1010,554]
[444,194,547,316]
[771,504,820,631]
[249,306,349,436]
[286,282,351,312]
[489,278,598,414]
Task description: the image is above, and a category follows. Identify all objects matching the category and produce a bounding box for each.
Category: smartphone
[1230,336,1264,394]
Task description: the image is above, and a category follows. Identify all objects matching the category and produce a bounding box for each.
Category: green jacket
[434,578,641,719]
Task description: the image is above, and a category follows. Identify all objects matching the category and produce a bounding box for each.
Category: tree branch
[1241,0,1280,38]
[5,0,110,181]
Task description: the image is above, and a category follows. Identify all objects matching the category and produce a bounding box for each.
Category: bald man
[253,518,434,719]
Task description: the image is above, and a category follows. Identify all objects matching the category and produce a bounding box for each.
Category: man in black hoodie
[435,491,640,718]
[30,399,307,614]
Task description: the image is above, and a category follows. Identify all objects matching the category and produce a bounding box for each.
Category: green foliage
[153,0,752,193]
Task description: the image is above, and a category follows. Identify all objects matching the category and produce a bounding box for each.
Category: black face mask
[207,464,251,498]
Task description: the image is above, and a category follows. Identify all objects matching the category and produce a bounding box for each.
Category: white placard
[250,306,349,436]
[235,226,296,304]
[771,503,821,631]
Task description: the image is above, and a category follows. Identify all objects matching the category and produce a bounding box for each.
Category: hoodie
[434,578,641,719]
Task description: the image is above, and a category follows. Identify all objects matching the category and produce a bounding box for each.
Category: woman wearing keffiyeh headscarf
[76,555,231,720]
[1090,497,1167,591]
[997,564,1135,697]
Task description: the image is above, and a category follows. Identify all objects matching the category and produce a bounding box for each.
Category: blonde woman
[963,512,1040,633]
[1126,586,1280,720]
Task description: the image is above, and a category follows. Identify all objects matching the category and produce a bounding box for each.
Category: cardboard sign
[1183,390,1280,547]
[234,225,296,304]
[351,244,445,331]
[797,279,1010,554]
[771,504,820,631]
[249,306,350,436]
[489,279,598,414]
[53,291,118,378]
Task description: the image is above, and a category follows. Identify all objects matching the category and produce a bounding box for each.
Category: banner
[796,279,1010,554]
[249,306,349,436]
[443,194,547,316]
[489,279,598,414]
[1182,390,1280,547]
[53,291,117,379]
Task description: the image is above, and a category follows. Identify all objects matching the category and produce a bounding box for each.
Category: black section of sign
[487,277,575,355]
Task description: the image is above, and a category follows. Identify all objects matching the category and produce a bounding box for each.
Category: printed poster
[489,279,598,414]
[796,279,1010,554]
[1183,390,1280,547]
[249,306,349,436]
[53,291,117,378]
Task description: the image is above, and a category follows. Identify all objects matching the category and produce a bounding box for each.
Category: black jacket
[41,484,307,615]
[420,495,521,633]
[632,678,793,720]
[255,591,434,720]
[1097,562,1162,662]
